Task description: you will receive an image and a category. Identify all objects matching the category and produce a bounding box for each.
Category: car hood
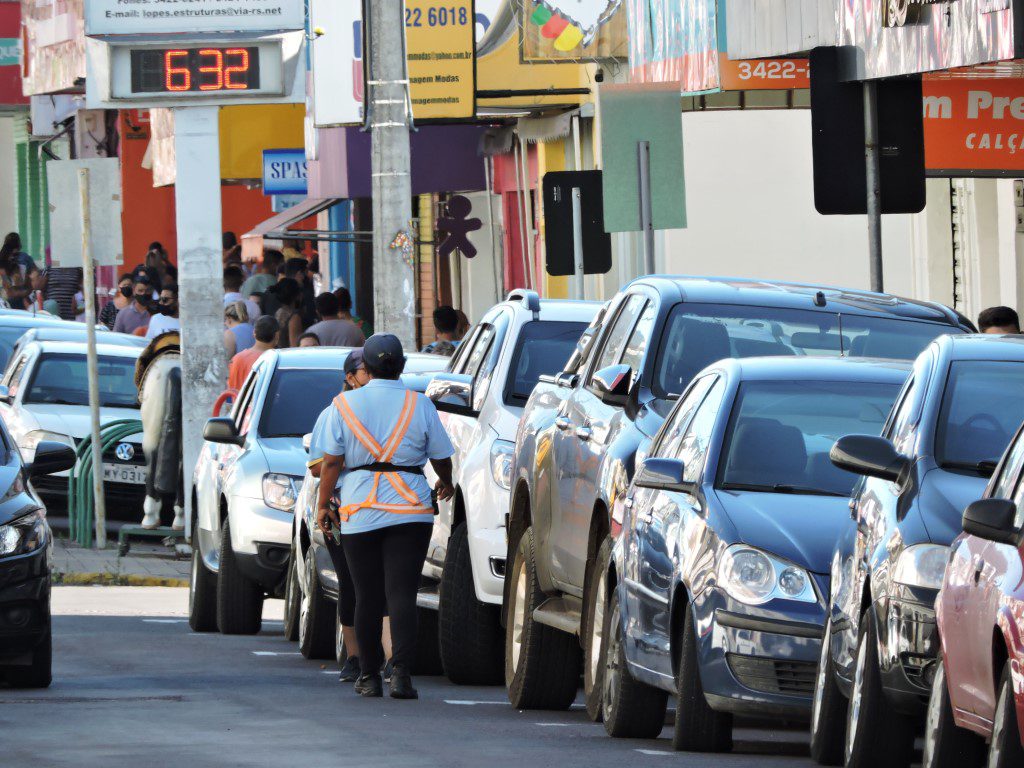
[916,467,989,545]
[713,489,850,574]
[24,404,143,441]
[258,436,309,476]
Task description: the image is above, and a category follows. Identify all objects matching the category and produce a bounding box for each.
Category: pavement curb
[53,572,189,588]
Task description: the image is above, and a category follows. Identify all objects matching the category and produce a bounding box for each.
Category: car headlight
[718,544,817,605]
[262,473,301,512]
[490,440,515,490]
[892,544,949,590]
[0,510,47,558]
[18,430,75,463]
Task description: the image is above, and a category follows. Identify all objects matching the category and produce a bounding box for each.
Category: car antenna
[837,313,845,356]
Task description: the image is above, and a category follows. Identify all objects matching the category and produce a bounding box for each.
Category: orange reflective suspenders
[333,390,433,522]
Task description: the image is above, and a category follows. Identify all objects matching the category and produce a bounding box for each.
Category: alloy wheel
[510,562,527,673]
[811,621,831,736]
[601,599,621,720]
[845,630,869,762]
[299,554,312,649]
[588,569,607,688]
[189,547,200,615]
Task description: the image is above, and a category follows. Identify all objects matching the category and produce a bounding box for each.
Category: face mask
[134,292,149,304]
[120,286,132,298]
[157,304,175,316]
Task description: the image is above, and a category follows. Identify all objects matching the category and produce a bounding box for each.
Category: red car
[928,423,1024,768]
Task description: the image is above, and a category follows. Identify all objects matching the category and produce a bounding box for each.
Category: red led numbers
[224,48,250,90]
[198,49,224,91]
[164,50,190,91]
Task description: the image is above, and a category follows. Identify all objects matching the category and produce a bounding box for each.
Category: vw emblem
[115,443,135,462]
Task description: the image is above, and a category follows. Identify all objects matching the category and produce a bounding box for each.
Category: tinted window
[562,304,608,376]
[620,300,656,380]
[991,428,1024,500]
[655,375,716,459]
[592,294,645,375]
[258,369,344,438]
[24,353,139,409]
[505,321,588,404]
[935,361,1024,474]
[718,380,901,496]
[676,378,726,484]
[654,303,960,397]
[0,327,28,371]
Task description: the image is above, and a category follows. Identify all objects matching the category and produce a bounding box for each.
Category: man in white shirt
[146,285,181,339]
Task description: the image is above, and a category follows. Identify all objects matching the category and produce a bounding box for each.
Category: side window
[619,300,657,379]
[884,376,916,451]
[462,325,496,379]
[6,356,28,398]
[676,379,726,484]
[993,429,1024,499]
[449,325,482,374]
[590,294,646,379]
[654,374,716,458]
[471,310,511,409]
[233,364,263,435]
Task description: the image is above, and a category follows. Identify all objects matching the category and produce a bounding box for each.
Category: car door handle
[555,416,572,431]
[575,426,592,441]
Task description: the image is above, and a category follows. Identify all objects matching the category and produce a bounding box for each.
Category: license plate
[102,464,147,485]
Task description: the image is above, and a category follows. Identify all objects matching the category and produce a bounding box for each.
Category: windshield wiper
[940,460,997,477]
[719,482,845,497]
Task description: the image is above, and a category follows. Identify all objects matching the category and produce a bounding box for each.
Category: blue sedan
[599,356,909,752]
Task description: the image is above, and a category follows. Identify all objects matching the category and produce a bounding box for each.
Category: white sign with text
[85,0,305,36]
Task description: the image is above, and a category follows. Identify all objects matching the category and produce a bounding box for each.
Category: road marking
[141,619,186,623]
[443,700,510,706]
[534,723,570,727]
[251,651,302,656]
[634,749,673,756]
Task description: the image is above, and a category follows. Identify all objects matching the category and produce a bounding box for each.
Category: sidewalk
[51,535,191,587]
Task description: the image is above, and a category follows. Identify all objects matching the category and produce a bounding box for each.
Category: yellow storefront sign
[406,0,475,120]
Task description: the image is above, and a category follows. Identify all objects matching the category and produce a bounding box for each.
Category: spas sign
[262,148,307,195]
[923,79,1024,175]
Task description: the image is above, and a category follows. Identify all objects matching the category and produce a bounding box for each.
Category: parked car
[925,416,1024,768]
[597,356,907,750]
[7,326,144,374]
[280,352,448,658]
[811,334,1024,768]
[505,275,973,714]
[0,313,80,371]
[0,341,146,524]
[0,430,77,688]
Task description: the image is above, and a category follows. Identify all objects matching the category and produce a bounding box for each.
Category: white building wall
[0,116,17,235]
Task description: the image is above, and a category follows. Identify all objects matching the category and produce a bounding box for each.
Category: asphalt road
[1,587,825,768]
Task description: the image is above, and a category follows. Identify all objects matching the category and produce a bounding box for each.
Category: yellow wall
[219,104,306,180]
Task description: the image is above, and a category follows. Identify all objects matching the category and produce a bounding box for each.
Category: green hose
[67,419,144,548]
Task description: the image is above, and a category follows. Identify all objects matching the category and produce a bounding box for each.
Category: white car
[0,341,145,526]
[421,291,602,684]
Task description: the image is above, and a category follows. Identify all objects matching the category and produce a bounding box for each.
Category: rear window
[24,353,139,409]
[504,321,588,405]
[258,369,344,438]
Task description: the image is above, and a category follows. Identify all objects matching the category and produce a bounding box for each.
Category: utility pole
[863,81,884,293]
[368,0,416,348]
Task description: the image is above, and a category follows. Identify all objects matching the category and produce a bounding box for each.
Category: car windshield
[718,380,901,496]
[654,303,959,397]
[24,353,140,409]
[935,360,1024,475]
[505,321,589,404]
[259,368,344,438]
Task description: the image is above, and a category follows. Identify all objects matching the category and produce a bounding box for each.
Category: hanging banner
[521,0,629,61]
[406,0,476,119]
[85,0,306,36]
[309,0,363,126]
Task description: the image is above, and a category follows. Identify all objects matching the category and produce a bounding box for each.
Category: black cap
[343,349,364,375]
[363,333,406,367]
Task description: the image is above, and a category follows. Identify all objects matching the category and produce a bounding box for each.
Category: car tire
[583,536,612,722]
[414,606,444,675]
[505,526,581,710]
[282,543,300,642]
[3,630,52,688]
[188,531,218,633]
[987,662,1024,768]
[601,586,667,738]
[922,655,985,768]
[673,606,732,752]
[298,547,335,660]
[810,619,847,765]
[844,608,913,768]
[216,520,263,635]
[438,522,504,685]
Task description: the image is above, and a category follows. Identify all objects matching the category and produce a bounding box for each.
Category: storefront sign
[0,37,18,66]
[406,0,475,119]
[85,0,305,36]
[262,148,308,195]
[718,57,809,90]
[924,79,1024,175]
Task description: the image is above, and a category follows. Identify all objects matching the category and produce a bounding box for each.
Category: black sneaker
[339,656,360,683]
[354,673,383,697]
[381,659,393,682]
[389,663,418,700]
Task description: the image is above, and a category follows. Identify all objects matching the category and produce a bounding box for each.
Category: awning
[241,197,339,261]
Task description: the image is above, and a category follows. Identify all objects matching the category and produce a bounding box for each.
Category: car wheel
[3,630,52,688]
[282,543,300,642]
[672,605,732,752]
[298,547,335,660]
[601,586,667,738]
[188,530,218,633]
[987,662,1024,768]
[216,520,263,635]
[584,536,612,722]
[922,655,985,768]
[810,618,847,765]
[844,608,913,768]
[438,522,504,685]
[504,526,581,710]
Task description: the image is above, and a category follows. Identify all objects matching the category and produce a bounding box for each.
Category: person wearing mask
[316,334,455,699]
[223,265,261,323]
[978,305,1021,334]
[146,285,180,339]
[420,305,463,356]
[100,273,134,330]
[113,275,153,334]
[269,278,304,348]
[241,249,283,306]
[298,332,321,347]
[305,292,366,348]
[228,315,279,390]
[224,301,254,358]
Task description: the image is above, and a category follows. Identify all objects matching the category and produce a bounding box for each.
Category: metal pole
[638,141,656,275]
[517,136,537,291]
[512,138,531,290]
[571,187,585,300]
[78,168,106,549]
[484,157,503,302]
[864,81,884,293]
[369,0,415,348]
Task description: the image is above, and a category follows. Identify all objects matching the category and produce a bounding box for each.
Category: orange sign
[719,57,810,91]
[923,78,1024,173]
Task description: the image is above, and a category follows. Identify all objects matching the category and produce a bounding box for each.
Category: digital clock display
[129,47,261,94]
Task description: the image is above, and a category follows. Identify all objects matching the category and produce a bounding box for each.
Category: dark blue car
[599,356,909,752]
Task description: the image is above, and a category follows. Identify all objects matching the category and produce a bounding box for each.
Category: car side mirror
[830,435,910,484]
[635,458,687,491]
[962,498,1022,546]
[203,417,244,446]
[591,364,633,406]
[302,433,312,454]
[426,373,479,418]
[29,441,77,478]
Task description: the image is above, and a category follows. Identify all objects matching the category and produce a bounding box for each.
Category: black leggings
[323,536,357,627]
[341,523,432,675]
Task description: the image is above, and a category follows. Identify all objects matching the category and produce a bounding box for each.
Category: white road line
[141,619,186,623]
[634,749,673,756]
[251,651,302,656]
[443,700,510,706]
[534,723,570,727]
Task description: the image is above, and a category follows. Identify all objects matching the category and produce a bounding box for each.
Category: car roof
[629,275,965,327]
[936,333,1024,361]
[28,340,142,358]
[0,313,73,328]
[269,347,448,372]
[715,355,912,384]
[19,327,147,346]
